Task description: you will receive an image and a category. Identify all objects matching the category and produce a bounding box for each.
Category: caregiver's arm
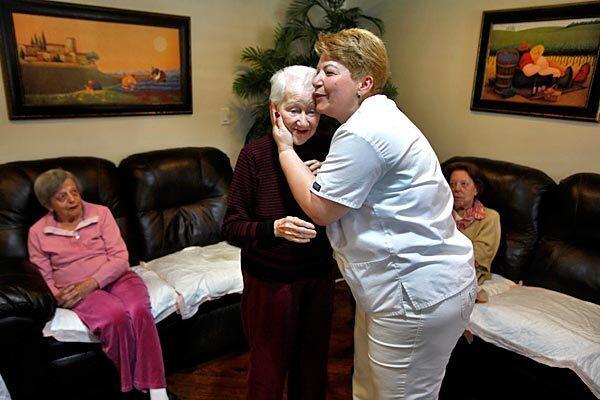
[273,109,349,226]
[278,148,349,226]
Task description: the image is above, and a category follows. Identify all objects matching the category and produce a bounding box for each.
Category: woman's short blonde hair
[315,28,390,94]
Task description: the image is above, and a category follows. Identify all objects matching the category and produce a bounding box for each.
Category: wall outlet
[220,107,231,125]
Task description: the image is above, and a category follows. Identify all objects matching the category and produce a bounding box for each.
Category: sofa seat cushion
[468,284,600,397]
[42,266,178,343]
[142,241,243,320]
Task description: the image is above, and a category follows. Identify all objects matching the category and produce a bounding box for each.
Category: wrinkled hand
[55,285,77,308]
[274,216,317,243]
[476,288,488,303]
[270,103,293,153]
[304,159,322,176]
[56,278,99,309]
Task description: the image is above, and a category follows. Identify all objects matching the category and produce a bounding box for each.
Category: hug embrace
[27,28,476,400]
[225,28,477,400]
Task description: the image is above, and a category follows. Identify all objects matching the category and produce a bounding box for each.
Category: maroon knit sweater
[221,133,335,282]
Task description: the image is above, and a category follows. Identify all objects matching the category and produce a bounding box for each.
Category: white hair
[33,169,82,208]
[269,65,316,105]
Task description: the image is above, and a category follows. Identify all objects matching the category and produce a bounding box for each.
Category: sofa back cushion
[442,157,554,282]
[529,173,600,304]
[0,157,129,260]
[119,147,232,261]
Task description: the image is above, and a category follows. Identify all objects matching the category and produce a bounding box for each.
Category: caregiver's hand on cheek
[271,103,293,153]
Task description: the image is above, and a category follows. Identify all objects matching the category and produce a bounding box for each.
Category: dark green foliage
[86,51,100,63]
[234,0,395,143]
[567,19,600,28]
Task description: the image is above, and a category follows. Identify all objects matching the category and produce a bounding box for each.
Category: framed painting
[471,2,600,122]
[0,0,191,119]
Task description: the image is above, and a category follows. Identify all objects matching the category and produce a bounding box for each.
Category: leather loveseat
[439,156,599,400]
[2,150,598,400]
[0,147,245,400]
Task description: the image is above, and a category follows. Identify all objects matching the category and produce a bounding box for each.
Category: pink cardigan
[28,201,129,297]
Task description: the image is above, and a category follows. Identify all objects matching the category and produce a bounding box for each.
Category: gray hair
[269,65,317,105]
[33,169,82,208]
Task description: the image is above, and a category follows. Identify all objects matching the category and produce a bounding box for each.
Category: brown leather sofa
[439,156,599,400]
[0,147,244,400]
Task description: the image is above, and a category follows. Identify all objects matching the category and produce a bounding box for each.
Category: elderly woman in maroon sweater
[222,65,335,400]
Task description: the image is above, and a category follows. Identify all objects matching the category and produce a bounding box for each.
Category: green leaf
[286,0,320,22]
[382,81,398,100]
[359,15,384,34]
[233,68,271,99]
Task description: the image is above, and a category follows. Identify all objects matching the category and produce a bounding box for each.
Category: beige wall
[0,0,287,166]
[2,0,599,181]
[373,0,600,182]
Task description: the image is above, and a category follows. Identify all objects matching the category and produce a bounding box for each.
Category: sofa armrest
[0,258,56,323]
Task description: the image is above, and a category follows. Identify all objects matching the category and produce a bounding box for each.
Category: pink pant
[73,270,166,392]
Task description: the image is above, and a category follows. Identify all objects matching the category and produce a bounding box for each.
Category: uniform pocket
[340,257,403,314]
[460,281,477,321]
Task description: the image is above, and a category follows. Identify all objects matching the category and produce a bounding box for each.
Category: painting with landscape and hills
[471,2,600,122]
[15,13,182,106]
[0,0,191,119]
[482,18,600,107]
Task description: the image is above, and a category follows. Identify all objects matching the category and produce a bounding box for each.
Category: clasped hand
[274,216,317,243]
[304,159,322,176]
[56,277,99,308]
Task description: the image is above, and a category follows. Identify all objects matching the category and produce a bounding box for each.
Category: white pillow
[42,266,179,343]
[469,285,600,397]
[479,273,518,297]
[141,241,243,320]
[132,266,179,323]
[42,308,100,343]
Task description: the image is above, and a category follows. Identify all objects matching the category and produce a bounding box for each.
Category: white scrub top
[311,95,475,314]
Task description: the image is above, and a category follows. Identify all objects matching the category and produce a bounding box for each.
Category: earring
[356,92,362,99]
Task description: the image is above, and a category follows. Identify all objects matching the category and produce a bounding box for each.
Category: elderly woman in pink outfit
[27,169,177,400]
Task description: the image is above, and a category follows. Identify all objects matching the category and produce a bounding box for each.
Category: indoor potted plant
[234,0,396,142]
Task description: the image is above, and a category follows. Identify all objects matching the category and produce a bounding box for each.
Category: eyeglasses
[449,180,474,190]
[53,188,80,203]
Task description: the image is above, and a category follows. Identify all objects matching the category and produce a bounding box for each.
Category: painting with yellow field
[0,0,191,119]
[471,2,600,122]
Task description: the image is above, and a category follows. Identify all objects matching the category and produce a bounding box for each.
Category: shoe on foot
[121,389,148,400]
[556,66,573,89]
[574,62,590,84]
[167,389,180,400]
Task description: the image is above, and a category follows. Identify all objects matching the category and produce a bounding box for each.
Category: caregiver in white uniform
[271,28,476,400]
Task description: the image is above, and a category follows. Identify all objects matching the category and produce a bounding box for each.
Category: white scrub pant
[352,281,476,400]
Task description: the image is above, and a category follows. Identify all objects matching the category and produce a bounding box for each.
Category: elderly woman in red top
[222,65,335,400]
[27,169,176,400]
